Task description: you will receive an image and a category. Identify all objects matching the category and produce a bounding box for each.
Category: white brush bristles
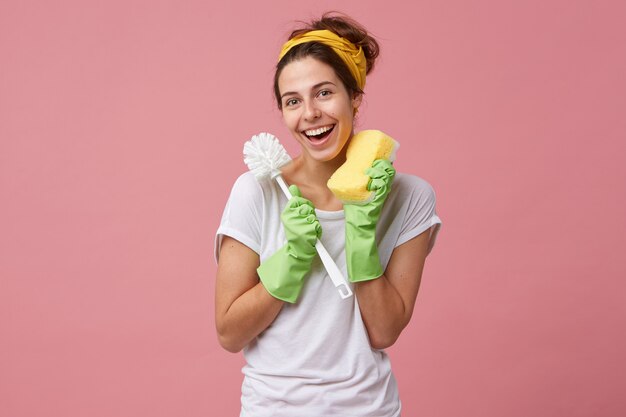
[243,132,292,180]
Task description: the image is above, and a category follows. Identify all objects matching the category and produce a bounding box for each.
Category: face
[278,56,362,162]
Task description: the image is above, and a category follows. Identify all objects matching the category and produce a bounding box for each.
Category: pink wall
[1,0,625,416]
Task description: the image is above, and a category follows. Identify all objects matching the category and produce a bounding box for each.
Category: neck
[295,146,347,185]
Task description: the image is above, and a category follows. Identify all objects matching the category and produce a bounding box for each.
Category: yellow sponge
[328,130,399,204]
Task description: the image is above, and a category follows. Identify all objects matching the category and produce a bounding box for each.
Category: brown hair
[273,12,380,109]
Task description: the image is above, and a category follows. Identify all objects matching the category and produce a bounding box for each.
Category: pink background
[1,0,625,416]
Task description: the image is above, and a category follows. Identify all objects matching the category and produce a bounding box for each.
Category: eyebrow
[280,81,337,100]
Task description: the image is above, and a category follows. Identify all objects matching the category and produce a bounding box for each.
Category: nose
[303,100,321,121]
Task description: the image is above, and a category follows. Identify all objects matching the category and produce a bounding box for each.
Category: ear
[352,92,363,110]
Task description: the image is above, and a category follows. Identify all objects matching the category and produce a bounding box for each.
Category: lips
[304,124,334,136]
[303,124,335,145]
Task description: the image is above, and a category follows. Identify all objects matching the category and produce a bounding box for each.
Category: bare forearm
[217,282,284,352]
[355,275,408,349]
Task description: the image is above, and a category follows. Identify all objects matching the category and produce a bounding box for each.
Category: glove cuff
[257,245,313,303]
[345,234,383,282]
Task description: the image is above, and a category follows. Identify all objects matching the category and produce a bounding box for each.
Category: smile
[303,124,335,143]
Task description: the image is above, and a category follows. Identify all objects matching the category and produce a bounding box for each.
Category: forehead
[278,56,341,94]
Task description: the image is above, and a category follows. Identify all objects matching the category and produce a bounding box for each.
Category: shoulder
[392,172,437,202]
[220,171,268,215]
[228,171,277,201]
[225,171,285,214]
[231,171,263,193]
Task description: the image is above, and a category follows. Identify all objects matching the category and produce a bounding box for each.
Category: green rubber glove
[343,159,396,282]
[257,184,321,303]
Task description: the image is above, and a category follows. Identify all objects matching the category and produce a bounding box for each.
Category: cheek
[327,109,348,122]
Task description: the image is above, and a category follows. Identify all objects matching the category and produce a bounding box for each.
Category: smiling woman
[278,57,360,164]
[214,11,442,417]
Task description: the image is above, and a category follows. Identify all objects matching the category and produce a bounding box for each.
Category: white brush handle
[274,174,353,300]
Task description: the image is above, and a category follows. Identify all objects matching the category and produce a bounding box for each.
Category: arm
[215,185,321,352]
[354,229,431,349]
[215,236,284,353]
[342,159,438,349]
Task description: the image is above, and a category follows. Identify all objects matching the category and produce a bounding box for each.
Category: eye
[318,90,332,98]
[284,98,299,107]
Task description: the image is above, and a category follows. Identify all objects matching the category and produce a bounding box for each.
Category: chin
[307,147,344,163]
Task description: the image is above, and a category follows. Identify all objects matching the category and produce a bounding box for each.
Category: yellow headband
[278,29,367,90]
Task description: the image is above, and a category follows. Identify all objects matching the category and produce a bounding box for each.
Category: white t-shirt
[215,171,442,417]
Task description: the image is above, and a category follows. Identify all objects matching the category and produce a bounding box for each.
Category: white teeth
[304,125,333,136]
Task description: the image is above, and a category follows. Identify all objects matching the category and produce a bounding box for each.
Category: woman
[215,12,442,416]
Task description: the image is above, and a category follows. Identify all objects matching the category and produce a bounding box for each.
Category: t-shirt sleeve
[214,172,263,263]
[396,177,442,255]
